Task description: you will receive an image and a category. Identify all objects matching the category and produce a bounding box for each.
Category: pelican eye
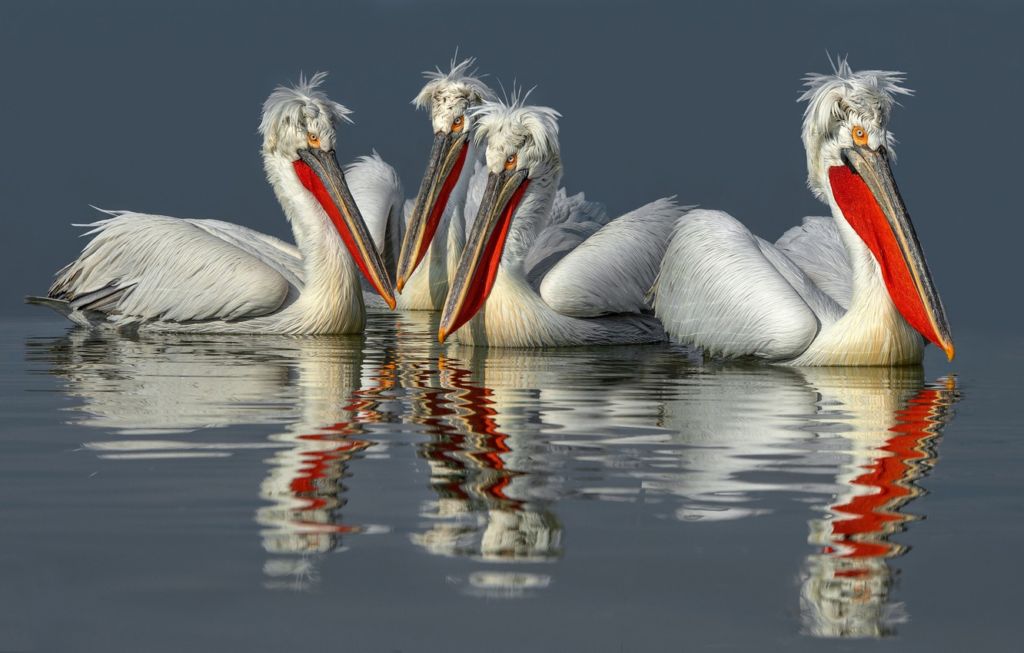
[307,133,321,148]
[451,115,464,133]
[851,125,869,146]
[504,153,518,171]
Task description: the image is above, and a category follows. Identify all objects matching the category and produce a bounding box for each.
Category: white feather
[346,151,405,308]
[775,216,852,308]
[454,100,686,347]
[652,210,834,360]
[398,58,494,311]
[652,60,931,365]
[34,73,384,334]
[522,188,609,287]
[539,198,680,317]
[50,214,293,324]
[800,56,912,202]
[412,56,495,134]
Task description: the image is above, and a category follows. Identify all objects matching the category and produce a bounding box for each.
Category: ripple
[27,318,960,629]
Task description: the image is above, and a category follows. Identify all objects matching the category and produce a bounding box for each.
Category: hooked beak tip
[385,295,397,311]
[942,341,955,361]
[437,327,449,344]
[396,276,407,293]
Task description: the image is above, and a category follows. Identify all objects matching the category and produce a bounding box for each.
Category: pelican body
[29,73,397,334]
[430,99,684,347]
[652,60,954,365]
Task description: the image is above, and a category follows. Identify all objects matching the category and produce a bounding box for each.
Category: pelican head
[438,98,563,342]
[396,58,495,291]
[260,72,396,308]
[800,58,953,360]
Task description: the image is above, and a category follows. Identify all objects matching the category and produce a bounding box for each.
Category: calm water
[1,313,1020,651]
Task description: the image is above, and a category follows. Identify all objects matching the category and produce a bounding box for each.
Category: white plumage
[345,152,406,308]
[775,215,853,308]
[398,57,495,311]
[441,98,687,347]
[654,209,845,360]
[30,73,400,334]
[653,58,953,365]
[49,213,297,324]
[399,58,666,325]
[540,197,680,317]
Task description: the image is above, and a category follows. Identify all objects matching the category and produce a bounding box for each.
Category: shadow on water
[25,312,959,636]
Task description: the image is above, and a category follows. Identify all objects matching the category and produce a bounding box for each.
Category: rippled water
[1,314,1019,651]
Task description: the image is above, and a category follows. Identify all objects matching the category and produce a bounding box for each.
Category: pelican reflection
[408,355,562,563]
[27,319,959,625]
[30,329,394,590]
[642,364,958,637]
[398,343,677,598]
[798,369,956,638]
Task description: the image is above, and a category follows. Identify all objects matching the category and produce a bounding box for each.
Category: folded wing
[775,216,853,309]
[651,209,841,360]
[539,197,682,317]
[48,212,294,325]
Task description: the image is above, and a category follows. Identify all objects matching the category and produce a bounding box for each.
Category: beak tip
[943,342,955,361]
[396,276,406,293]
[437,328,448,344]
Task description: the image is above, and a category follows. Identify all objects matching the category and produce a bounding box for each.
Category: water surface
[1,314,1019,651]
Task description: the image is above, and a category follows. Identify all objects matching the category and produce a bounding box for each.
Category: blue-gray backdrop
[1,0,1018,339]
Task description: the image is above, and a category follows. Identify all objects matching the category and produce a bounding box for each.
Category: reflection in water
[799,370,956,638]
[28,316,958,629]
[645,365,957,637]
[391,314,569,596]
[29,328,390,590]
[407,355,562,593]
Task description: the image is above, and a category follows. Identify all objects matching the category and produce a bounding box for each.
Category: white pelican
[28,73,397,334]
[395,57,495,310]
[652,59,954,365]
[438,98,684,347]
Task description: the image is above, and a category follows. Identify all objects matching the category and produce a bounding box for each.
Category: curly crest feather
[412,56,494,110]
[471,98,561,175]
[260,72,352,154]
[799,56,913,201]
[799,56,912,137]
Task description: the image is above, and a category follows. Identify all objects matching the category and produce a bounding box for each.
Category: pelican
[28,73,397,334]
[395,57,495,310]
[652,59,954,365]
[437,98,684,347]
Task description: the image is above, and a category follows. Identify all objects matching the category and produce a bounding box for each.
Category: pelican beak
[832,145,954,360]
[396,130,470,292]
[437,167,530,343]
[295,148,397,309]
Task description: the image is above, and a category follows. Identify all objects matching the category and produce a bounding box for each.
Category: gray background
[1,0,1019,338]
[1,4,1021,650]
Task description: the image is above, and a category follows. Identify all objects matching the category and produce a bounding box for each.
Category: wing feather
[651,209,827,360]
[186,219,303,287]
[50,213,291,324]
[539,197,682,317]
[345,152,405,278]
[523,189,610,287]
[462,160,489,237]
[775,216,853,308]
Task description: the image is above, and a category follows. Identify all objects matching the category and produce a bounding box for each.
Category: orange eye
[451,115,464,133]
[307,133,321,148]
[851,125,868,146]
[504,153,517,171]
